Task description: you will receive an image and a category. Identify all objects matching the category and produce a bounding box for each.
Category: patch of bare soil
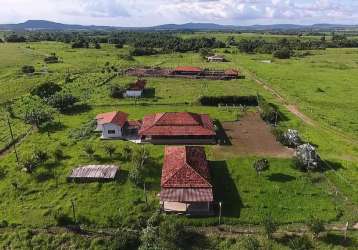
[213,112,294,159]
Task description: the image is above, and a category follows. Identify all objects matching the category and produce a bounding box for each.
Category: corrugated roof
[127,79,147,91]
[160,188,213,202]
[69,165,119,179]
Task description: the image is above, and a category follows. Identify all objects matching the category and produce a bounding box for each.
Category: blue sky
[1,0,358,26]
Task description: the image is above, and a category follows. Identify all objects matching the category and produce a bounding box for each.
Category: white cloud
[0,0,357,26]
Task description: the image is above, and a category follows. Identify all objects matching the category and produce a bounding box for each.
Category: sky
[1,0,358,27]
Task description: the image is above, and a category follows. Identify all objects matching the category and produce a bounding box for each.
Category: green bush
[243,236,260,250]
[21,65,35,74]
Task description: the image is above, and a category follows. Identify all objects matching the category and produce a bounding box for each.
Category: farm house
[139,112,217,144]
[68,165,120,182]
[159,146,214,215]
[124,79,147,98]
[95,111,141,139]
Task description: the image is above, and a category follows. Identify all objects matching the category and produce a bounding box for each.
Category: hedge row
[198,95,258,106]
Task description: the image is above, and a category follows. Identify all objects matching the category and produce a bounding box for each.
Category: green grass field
[0,38,357,249]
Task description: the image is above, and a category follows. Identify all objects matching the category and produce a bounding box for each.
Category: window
[108,130,116,134]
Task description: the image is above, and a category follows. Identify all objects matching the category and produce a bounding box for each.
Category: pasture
[0,38,357,248]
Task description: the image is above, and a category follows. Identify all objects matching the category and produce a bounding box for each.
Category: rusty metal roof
[69,165,119,179]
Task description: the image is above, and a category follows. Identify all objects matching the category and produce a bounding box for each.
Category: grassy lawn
[0,40,357,249]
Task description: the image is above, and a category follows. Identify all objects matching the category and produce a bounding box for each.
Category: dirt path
[243,69,358,145]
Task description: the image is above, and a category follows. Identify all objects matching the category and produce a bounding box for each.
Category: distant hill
[1,20,358,32]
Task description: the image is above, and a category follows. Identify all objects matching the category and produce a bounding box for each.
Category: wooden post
[219,202,222,225]
[71,199,76,224]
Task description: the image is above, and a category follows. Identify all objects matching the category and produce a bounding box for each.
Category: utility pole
[6,114,20,165]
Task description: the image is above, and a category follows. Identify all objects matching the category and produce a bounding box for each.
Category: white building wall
[101,123,123,139]
[125,90,143,97]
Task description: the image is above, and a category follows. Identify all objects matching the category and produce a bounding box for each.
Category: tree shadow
[116,169,129,184]
[214,120,232,146]
[35,170,55,182]
[39,121,66,134]
[322,233,355,248]
[322,160,345,172]
[210,161,242,217]
[267,173,296,183]
[145,156,162,191]
[62,103,92,115]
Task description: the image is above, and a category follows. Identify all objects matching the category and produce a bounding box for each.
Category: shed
[68,165,119,182]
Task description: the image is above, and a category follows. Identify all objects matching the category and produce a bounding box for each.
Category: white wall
[101,123,123,138]
[125,90,143,97]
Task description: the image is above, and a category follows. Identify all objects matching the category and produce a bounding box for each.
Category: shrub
[307,216,325,239]
[104,143,116,159]
[83,144,95,159]
[129,164,144,186]
[262,214,278,239]
[31,82,62,99]
[130,47,157,56]
[109,85,125,98]
[119,53,134,61]
[44,53,59,64]
[288,235,313,250]
[21,96,55,128]
[53,148,64,161]
[69,120,96,140]
[198,96,258,106]
[21,65,35,74]
[258,95,282,125]
[243,236,260,250]
[253,159,270,175]
[112,229,140,250]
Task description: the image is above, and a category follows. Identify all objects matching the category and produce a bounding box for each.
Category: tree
[253,159,270,176]
[83,144,95,159]
[31,81,62,99]
[158,218,186,250]
[104,143,116,159]
[139,226,160,250]
[199,48,212,58]
[273,48,291,59]
[307,216,325,239]
[129,163,145,186]
[47,92,78,112]
[109,85,125,99]
[21,65,35,74]
[262,214,278,239]
[243,236,260,250]
[21,96,55,129]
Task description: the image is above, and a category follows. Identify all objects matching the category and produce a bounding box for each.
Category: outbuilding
[125,79,147,98]
[159,146,214,215]
[68,165,119,182]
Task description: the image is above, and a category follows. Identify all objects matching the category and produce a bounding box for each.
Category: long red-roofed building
[139,112,216,144]
[160,146,214,214]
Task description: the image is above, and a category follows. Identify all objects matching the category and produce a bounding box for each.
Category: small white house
[96,111,128,139]
[206,55,225,62]
[124,79,146,98]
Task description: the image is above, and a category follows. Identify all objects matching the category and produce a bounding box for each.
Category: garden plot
[213,112,294,159]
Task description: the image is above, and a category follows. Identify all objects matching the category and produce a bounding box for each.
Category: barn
[159,146,214,215]
[138,112,216,144]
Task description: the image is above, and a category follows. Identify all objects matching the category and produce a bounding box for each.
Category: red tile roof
[96,111,128,127]
[161,146,212,188]
[174,66,202,72]
[139,112,215,137]
[127,79,147,91]
[224,69,239,76]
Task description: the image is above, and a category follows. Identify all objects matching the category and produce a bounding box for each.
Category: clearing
[213,112,294,159]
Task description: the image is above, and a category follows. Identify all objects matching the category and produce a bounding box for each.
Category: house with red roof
[95,111,141,139]
[139,112,216,144]
[124,79,147,98]
[160,146,213,215]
